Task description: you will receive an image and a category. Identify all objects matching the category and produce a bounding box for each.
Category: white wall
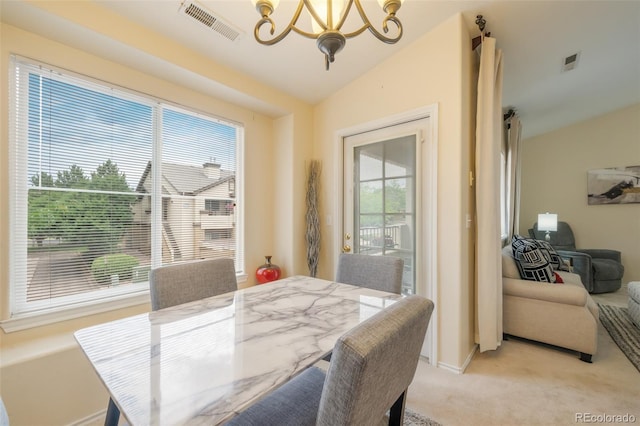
[313,13,476,370]
[519,103,640,282]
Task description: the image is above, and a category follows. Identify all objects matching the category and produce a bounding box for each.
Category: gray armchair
[529,221,624,294]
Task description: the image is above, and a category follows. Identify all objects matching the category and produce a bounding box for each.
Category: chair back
[149,258,237,310]
[0,397,8,426]
[316,295,434,426]
[531,221,577,251]
[335,253,404,294]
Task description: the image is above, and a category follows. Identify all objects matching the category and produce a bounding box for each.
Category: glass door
[344,128,419,295]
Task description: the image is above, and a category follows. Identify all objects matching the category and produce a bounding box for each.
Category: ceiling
[1,0,639,139]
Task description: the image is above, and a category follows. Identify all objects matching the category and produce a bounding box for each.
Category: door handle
[342,232,352,252]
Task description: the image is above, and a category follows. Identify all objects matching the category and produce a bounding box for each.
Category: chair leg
[579,353,592,363]
[105,397,120,426]
[388,390,407,426]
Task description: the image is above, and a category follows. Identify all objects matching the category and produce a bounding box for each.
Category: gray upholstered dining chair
[149,258,237,310]
[104,258,238,425]
[335,253,404,294]
[0,397,8,426]
[225,295,434,426]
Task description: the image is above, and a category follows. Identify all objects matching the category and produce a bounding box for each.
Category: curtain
[475,36,504,352]
[506,114,523,241]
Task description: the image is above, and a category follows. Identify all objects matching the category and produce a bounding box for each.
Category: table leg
[105,397,120,426]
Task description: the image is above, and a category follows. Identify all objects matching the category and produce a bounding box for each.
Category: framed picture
[587,165,640,205]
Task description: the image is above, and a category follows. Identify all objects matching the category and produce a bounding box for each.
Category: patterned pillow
[512,235,569,272]
[512,236,557,283]
[532,239,570,272]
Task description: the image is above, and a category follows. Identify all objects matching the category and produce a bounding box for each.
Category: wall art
[587,165,640,205]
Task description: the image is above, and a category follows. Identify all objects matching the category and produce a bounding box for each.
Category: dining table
[74,275,404,425]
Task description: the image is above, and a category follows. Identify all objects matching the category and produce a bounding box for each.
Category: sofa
[502,245,599,362]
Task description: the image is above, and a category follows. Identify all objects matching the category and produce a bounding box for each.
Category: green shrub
[91,254,139,285]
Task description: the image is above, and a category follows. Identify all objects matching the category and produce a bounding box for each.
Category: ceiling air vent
[178,0,243,42]
[562,51,581,72]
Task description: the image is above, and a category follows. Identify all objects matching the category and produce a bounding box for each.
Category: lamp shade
[309,0,347,33]
[538,213,558,232]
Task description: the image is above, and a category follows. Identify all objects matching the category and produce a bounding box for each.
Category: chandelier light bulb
[309,0,347,34]
[251,0,280,17]
[377,0,403,15]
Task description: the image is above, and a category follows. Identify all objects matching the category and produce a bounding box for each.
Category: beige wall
[0,20,313,424]
[273,112,314,277]
[1,7,478,425]
[312,14,476,370]
[519,103,640,282]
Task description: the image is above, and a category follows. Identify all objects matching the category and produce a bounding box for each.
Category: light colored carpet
[406,302,640,426]
[598,303,640,372]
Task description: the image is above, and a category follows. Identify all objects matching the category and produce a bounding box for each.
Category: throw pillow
[533,239,571,272]
[553,272,564,284]
[512,236,557,283]
[512,235,569,272]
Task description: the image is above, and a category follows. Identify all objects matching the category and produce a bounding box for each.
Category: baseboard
[461,343,478,372]
[437,343,478,374]
[67,409,106,426]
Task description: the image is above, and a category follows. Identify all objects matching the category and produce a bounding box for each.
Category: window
[8,56,244,320]
[205,229,233,240]
[500,151,507,238]
[204,199,233,216]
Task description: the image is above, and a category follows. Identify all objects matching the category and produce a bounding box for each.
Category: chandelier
[251,0,404,70]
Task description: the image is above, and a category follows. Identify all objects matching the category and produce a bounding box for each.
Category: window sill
[0,291,150,333]
[1,273,249,333]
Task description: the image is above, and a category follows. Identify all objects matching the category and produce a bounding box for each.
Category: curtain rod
[503,109,516,121]
[472,15,491,51]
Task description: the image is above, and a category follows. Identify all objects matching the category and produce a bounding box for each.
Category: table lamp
[537,213,557,241]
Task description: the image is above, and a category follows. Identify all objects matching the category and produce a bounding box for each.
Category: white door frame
[333,104,439,364]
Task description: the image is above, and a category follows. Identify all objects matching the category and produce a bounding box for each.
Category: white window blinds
[9,56,244,319]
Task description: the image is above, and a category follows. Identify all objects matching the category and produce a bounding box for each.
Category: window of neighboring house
[7,56,244,323]
[205,229,233,240]
[204,199,233,216]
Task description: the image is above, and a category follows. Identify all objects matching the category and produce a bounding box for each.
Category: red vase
[256,256,281,284]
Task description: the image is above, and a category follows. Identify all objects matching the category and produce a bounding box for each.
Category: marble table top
[74,275,403,425]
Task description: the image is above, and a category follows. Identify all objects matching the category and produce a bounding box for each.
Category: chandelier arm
[374,15,403,43]
[254,1,308,45]
[340,20,401,42]
[339,25,369,39]
[291,26,321,39]
[333,0,355,31]
[351,0,402,43]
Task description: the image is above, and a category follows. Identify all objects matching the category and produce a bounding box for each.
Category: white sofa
[502,246,599,362]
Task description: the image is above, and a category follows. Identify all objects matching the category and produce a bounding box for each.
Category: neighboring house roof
[136,161,234,196]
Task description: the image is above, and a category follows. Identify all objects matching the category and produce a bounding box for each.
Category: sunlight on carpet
[598,303,640,372]
[405,408,442,426]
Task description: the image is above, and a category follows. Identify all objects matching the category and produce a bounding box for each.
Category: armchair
[529,221,624,294]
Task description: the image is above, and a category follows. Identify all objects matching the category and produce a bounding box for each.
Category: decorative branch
[305,160,322,277]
